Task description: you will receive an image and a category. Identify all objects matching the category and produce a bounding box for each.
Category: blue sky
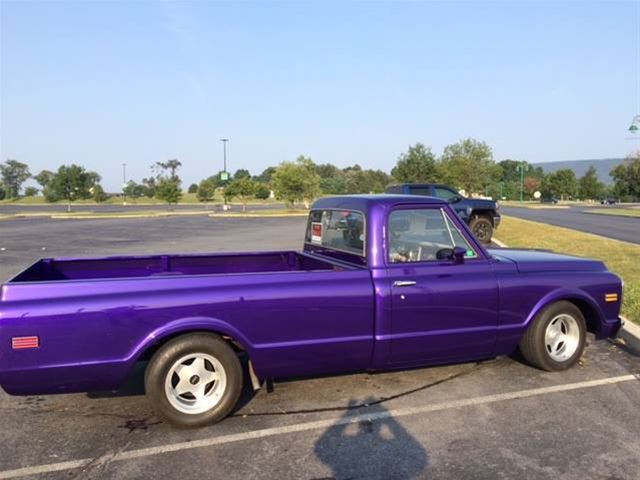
[1,0,638,191]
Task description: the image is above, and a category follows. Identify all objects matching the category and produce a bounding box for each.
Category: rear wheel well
[471,210,495,225]
[137,330,247,363]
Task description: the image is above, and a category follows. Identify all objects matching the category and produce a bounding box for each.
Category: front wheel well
[565,298,601,335]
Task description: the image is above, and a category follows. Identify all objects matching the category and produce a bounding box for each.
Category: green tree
[0,159,31,198]
[92,184,108,202]
[34,170,55,189]
[315,163,347,194]
[141,177,157,197]
[33,170,57,201]
[188,183,198,194]
[343,165,367,194]
[156,177,182,205]
[272,155,321,207]
[233,169,251,180]
[439,139,499,194]
[254,183,271,200]
[610,154,640,201]
[578,166,605,200]
[0,185,6,200]
[391,143,438,183]
[24,186,39,197]
[51,164,99,211]
[224,177,256,211]
[542,169,578,200]
[254,166,277,184]
[155,159,182,180]
[197,178,217,203]
[363,168,391,193]
[123,180,146,199]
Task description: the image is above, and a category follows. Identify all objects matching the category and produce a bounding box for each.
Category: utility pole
[122,163,127,206]
[516,163,528,203]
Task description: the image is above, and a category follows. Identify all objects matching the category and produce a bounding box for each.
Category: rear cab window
[388,207,477,263]
[305,209,366,263]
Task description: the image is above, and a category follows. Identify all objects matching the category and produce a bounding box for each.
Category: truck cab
[385,183,501,243]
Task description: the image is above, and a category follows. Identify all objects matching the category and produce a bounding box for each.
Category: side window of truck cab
[388,208,477,263]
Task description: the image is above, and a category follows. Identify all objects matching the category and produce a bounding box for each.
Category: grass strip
[585,209,640,218]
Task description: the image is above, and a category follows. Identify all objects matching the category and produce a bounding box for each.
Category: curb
[491,238,508,248]
[491,237,640,350]
[617,317,640,354]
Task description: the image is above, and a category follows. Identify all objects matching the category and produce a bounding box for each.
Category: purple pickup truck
[0,195,623,427]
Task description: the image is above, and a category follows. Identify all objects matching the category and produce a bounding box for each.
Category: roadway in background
[500,205,639,244]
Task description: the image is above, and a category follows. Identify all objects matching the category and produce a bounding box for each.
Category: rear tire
[469,215,493,244]
[145,333,243,428]
[519,301,586,372]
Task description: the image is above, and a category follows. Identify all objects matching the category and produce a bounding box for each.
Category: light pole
[122,163,127,206]
[220,138,229,177]
[220,139,229,209]
[516,163,528,203]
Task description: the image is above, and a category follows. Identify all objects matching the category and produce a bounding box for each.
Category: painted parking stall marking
[0,373,637,480]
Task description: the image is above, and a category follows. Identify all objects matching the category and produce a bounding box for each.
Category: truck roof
[311,194,446,212]
[388,183,453,188]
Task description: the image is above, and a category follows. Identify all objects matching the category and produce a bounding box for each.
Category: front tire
[469,215,493,244]
[519,301,586,371]
[145,333,243,428]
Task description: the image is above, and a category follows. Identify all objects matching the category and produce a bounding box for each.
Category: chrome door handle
[393,280,417,287]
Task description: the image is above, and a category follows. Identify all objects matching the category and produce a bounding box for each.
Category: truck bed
[9,251,350,283]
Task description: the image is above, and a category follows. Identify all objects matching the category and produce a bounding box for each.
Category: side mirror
[436,246,467,264]
[453,246,466,264]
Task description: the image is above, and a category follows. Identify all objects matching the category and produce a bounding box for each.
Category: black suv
[385,183,501,243]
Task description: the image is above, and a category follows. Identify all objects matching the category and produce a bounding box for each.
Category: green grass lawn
[585,208,640,218]
[495,216,639,324]
[499,201,569,209]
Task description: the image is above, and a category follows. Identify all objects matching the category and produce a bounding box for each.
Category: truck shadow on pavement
[313,398,428,480]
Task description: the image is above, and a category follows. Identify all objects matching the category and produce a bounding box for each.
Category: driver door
[386,206,499,366]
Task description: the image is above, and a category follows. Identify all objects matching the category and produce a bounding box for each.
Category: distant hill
[532,158,625,184]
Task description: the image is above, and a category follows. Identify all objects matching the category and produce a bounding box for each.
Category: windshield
[434,187,461,202]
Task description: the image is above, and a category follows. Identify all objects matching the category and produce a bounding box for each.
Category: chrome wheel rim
[164,353,227,414]
[545,314,580,362]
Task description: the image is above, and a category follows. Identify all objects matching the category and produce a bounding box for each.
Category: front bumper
[598,316,623,340]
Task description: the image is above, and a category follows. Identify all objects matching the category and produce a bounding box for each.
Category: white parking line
[0,373,637,479]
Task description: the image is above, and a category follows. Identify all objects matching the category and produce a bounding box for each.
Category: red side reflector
[12,336,39,350]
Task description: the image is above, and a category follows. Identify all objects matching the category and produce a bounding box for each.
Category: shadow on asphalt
[314,398,428,480]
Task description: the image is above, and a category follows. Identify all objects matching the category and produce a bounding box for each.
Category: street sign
[220,171,229,181]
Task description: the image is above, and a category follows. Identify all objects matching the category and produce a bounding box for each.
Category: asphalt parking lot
[1,215,639,479]
[500,205,639,244]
